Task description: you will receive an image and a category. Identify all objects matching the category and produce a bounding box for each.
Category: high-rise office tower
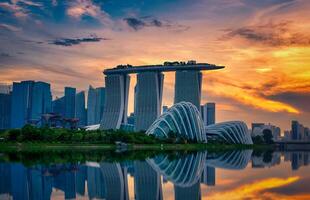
[134,72,164,131]
[292,120,300,140]
[75,91,86,127]
[0,92,11,129]
[30,82,52,122]
[52,96,65,116]
[87,86,105,125]
[11,81,52,128]
[174,71,202,110]
[95,87,105,124]
[64,87,76,118]
[100,74,130,130]
[201,103,216,126]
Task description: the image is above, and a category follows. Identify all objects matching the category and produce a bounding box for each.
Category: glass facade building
[64,87,76,118]
[75,91,87,127]
[11,81,52,128]
[0,93,11,129]
[205,121,253,144]
[87,86,105,125]
[146,102,206,142]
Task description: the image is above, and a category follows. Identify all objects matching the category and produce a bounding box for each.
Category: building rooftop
[103,60,225,75]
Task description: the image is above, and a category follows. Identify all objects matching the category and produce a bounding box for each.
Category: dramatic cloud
[123,17,189,31]
[222,21,310,47]
[51,36,106,46]
[0,53,12,58]
[0,23,21,32]
[66,0,110,24]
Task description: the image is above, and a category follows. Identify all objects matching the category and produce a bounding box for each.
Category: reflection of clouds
[206,176,300,200]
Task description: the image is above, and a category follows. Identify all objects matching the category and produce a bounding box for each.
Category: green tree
[262,129,274,144]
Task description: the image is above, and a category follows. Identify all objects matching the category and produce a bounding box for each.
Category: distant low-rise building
[291,120,309,141]
[251,123,281,141]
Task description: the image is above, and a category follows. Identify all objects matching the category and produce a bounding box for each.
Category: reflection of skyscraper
[54,170,76,199]
[174,181,201,200]
[11,163,29,200]
[134,161,162,200]
[76,165,87,196]
[206,167,215,186]
[87,166,106,199]
[134,72,164,131]
[75,91,86,127]
[174,71,202,110]
[64,87,76,118]
[100,163,128,200]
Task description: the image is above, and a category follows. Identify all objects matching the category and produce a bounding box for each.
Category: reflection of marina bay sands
[100,61,224,131]
[0,150,255,200]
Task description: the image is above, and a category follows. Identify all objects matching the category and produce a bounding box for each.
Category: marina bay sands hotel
[100,60,224,131]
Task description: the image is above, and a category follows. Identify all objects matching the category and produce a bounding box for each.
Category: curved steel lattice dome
[146,102,206,142]
[147,151,206,187]
[205,121,253,144]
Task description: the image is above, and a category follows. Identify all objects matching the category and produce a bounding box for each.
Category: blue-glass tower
[75,91,87,127]
[11,81,52,128]
[64,87,76,118]
[87,86,105,125]
[0,93,11,129]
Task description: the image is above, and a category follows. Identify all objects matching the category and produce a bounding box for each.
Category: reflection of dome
[147,152,206,187]
[146,102,206,142]
[205,121,253,144]
[206,150,253,169]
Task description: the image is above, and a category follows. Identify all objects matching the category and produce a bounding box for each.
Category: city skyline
[0,0,310,130]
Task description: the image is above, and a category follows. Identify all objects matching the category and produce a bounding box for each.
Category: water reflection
[1,150,310,199]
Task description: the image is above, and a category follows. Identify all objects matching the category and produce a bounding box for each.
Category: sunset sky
[0,0,309,131]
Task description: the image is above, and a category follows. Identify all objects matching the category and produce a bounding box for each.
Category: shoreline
[0,142,269,152]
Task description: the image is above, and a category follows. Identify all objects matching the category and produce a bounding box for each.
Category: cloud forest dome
[205,121,253,144]
[146,102,206,142]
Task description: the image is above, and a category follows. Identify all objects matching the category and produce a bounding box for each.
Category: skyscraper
[64,87,76,118]
[11,81,52,128]
[30,82,52,122]
[292,120,300,140]
[87,86,105,125]
[174,71,202,110]
[0,93,11,129]
[201,103,216,126]
[134,72,164,131]
[100,74,130,130]
[75,91,86,127]
[52,96,65,116]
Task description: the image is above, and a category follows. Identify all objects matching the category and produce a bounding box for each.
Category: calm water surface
[0,150,309,200]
